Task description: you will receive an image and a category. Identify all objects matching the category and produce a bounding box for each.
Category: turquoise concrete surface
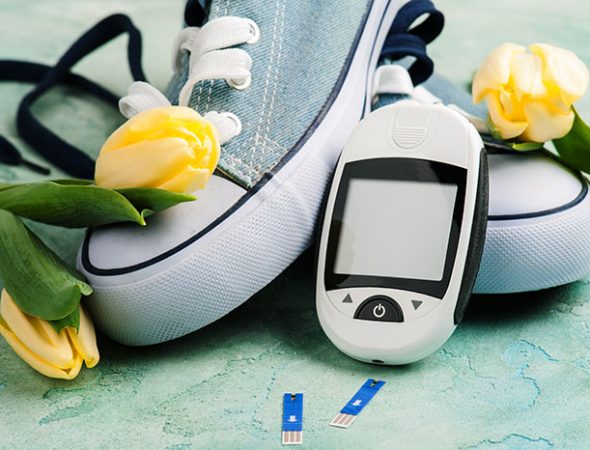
[1,1,589,448]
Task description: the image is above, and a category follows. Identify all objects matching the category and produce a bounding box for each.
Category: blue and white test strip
[282,393,303,445]
[330,379,385,428]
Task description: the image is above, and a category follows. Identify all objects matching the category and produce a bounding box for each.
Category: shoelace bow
[121,16,260,144]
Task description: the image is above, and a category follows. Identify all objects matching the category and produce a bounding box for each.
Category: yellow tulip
[473,42,589,143]
[95,106,220,193]
[0,290,99,380]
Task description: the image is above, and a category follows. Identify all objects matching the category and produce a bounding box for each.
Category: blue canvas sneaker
[78,0,404,345]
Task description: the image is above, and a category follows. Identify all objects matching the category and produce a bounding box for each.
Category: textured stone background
[1,1,589,449]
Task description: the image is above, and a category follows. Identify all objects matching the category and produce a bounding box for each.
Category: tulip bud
[95,106,220,194]
[473,42,589,143]
[0,290,99,380]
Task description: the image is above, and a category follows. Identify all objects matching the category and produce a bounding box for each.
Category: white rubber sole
[78,0,401,345]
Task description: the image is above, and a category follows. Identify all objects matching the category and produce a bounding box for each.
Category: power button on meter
[354,296,404,322]
[373,303,386,318]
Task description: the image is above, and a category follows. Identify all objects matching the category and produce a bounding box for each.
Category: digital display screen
[333,178,458,282]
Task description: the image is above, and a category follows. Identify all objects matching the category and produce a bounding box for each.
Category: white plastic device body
[316,101,488,365]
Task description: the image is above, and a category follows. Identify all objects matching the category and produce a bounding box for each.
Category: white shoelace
[119,16,259,144]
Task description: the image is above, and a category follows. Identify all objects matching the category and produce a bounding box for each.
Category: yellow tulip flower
[473,42,589,143]
[95,106,220,193]
[0,290,99,380]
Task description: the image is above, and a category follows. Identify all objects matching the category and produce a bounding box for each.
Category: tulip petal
[521,100,575,143]
[486,92,528,139]
[134,126,200,148]
[158,167,212,193]
[531,43,590,105]
[0,315,83,380]
[95,138,196,190]
[95,106,220,194]
[473,43,526,103]
[66,306,100,369]
[202,123,221,173]
[510,52,546,99]
[190,130,220,174]
[101,106,205,153]
[0,290,75,369]
[499,88,526,122]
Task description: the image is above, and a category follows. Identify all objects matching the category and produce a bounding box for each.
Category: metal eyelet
[227,75,251,90]
[220,111,243,136]
[245,18,260,45]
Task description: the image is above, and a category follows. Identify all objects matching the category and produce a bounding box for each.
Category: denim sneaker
[78,0,403,345]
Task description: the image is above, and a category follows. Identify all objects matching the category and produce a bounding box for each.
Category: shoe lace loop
[174,16,258,106]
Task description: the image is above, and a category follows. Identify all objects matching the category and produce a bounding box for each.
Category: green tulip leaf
[115,188,196,220]
[49,307,80,334]
[0,181,144,228]
[554,108,590,174]
[0,180,195,228]
[50,179,95,186]
[511,141,544,151]
[0,210,92,321]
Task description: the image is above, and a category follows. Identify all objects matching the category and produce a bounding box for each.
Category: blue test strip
[330,379,385,428]
[282,393,303,445]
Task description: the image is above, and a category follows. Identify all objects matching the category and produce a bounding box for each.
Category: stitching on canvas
[205,80,215,111]
[206,0,230,110]
[259,135,286,153]
[261,0,285,150]
[196,83,204,112]
[213,0,285,186]
[225,151,257,175]
[253,0,286,176]
[254,133,285,154]
[194,1,221,111]
[222,153,257,184]
[244,0,281,173]
[246,133,286,177]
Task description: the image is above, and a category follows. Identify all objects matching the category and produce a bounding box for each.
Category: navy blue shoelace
[381,0,444,85]
[0,14,149,178]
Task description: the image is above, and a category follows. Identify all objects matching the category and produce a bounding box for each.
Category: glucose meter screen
[335,179,458,281]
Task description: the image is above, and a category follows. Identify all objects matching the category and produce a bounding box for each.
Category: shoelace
[0,14,147,178]
[120,16,260,145]
[379,0,444,86]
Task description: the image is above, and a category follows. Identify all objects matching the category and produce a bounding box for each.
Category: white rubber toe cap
[83,175,246,276]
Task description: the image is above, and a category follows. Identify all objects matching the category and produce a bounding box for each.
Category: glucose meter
[316,101,488,365]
